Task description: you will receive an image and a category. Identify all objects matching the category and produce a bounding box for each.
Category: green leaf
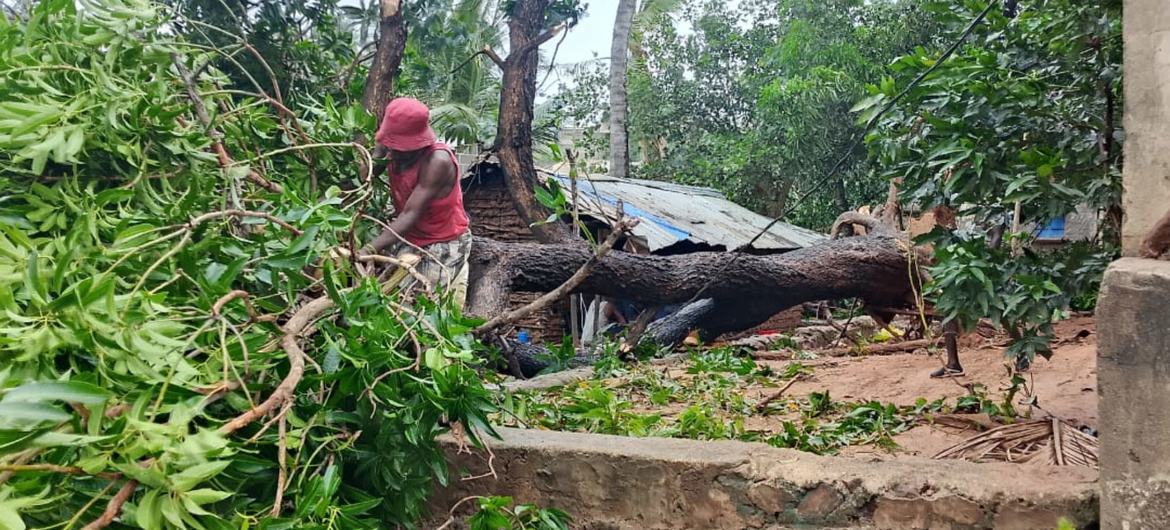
[136,489,164,530]
[22,250,46,306]
[28,432,113,448]
[184,489,232,506]
[169,461,231,492]
[3,381,111,405]
[160,494,185,529]
[181,489,231,516]
[0,402,70,429]
[424,348,445,372]
[283,224,319,256]
[0,430,48,455]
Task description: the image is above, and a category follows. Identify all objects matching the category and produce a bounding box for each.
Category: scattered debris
[934,418,1098,468]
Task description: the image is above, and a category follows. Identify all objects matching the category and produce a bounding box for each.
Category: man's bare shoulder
[420,150,456,179]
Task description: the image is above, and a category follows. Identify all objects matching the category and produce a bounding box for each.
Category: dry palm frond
[933,418,1098,468]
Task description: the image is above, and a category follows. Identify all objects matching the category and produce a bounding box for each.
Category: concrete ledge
[431,427,1097,529]
[1098,258,1170,529]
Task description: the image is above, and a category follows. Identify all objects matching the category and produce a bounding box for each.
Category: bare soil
[800,316,1098,459]
[633,316,1098,458]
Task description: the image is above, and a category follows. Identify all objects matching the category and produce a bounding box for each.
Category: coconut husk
[933,418,1097,468]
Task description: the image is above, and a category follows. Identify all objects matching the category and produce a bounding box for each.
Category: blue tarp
[1036,216,1066,240]
[552,174,692,243]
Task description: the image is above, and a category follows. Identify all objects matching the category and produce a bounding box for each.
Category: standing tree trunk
[608,0,637,180]
[361,0,407,120]
[490,0,574,243]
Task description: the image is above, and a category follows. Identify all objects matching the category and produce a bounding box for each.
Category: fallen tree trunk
[467,233,920,340]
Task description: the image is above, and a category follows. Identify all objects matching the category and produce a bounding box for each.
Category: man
[601,297,639,336]
[357,97,472,307]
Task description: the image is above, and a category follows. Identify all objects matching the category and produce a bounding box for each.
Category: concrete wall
[1122,1,1170,255]
[1098,259,1170,529]
[429,428,1098,530]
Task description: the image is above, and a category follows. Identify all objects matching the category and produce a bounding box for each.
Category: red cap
[375,97,437,151]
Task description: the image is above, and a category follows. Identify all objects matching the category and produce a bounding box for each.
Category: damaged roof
[540,171,826,252]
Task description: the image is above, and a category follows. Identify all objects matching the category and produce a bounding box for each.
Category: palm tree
[608,0,637,179]
[402,0,505,147]
[340,0,381,46]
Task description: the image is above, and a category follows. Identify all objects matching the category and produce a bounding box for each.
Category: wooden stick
[816,338,939,357]
[218,295,325,435]
[749,352,791,361]
[171,53,284,194]
[211,289,254,318]
[0,464,120,480]
[80,480,138,530]
[755,376,804,412]
[866,305,940,318]
[271,413,288,517]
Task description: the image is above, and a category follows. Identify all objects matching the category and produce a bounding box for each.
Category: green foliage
[498,351,949,455]
[397,0,507,146]
[766,394,923,454]
[0,1,502,527]
[862,0,1122,363]
[467,495,571,530]
[546,0,944,228]
[168,0,359,105]
[685,347,762,376]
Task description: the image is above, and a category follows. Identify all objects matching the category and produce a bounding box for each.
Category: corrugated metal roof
[541,171,826,252]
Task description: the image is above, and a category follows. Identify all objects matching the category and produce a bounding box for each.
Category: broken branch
[218,294,327,435]
[516,21,569,58]
[170,52,284,194]
[817,337,940,357]
[211,289,255,319]
[80,479,137,530]
[831,212,893,239]
[452,46,504,72]
[0,464,120,481]
[755,376,804,412]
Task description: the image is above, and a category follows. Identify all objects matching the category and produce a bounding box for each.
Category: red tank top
[388,143,470,247]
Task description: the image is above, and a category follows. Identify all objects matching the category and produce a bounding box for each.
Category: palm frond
[430,102,490,146]
[933,418,1097,468]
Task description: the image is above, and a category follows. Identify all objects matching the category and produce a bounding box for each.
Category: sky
[535,0,620,102]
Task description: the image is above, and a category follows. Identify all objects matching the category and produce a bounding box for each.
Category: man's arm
[370,145,390,176]
[364,151,456,253]
[603,301,628,325]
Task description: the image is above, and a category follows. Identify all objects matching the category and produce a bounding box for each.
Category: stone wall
[428,427,1097,530]
[1121,0,1170,255]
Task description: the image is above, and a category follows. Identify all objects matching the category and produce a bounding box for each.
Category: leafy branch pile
[0,1,510,528]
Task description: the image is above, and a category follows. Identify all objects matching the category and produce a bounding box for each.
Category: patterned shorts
[377,229,472,308]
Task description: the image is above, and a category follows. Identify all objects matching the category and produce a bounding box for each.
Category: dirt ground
[604,316,1099,459]
[760,315,1099,459]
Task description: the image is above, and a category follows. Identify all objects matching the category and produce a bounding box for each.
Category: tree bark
[360,0,407,120]
[494,0,574,243]
[608,0,636,180]
[467,234,919,338]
